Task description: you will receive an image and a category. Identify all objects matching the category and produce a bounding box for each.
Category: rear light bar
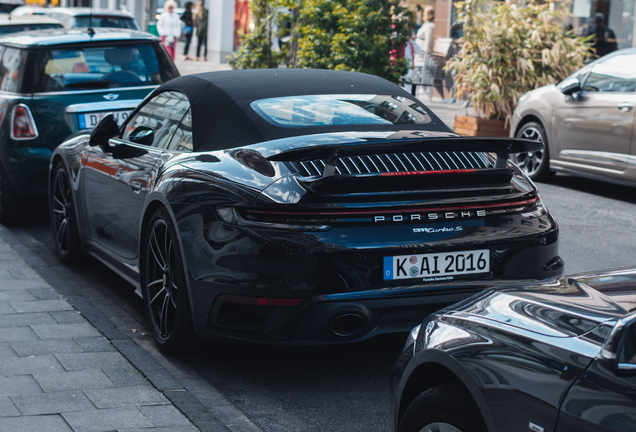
[11,104,39,140]
[217,294,303,307]
[245,196,540,217]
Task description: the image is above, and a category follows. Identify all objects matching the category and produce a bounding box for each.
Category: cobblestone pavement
[0,224,260,432]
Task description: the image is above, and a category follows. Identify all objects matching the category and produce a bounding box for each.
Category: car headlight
[403,324,421,352]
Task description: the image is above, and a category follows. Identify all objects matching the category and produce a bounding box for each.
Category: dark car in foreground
[391,268,636,432]
[0,28,178,224]
[50,69,562,352]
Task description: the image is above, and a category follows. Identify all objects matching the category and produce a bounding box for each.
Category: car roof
[0,13,62,25]
[0,27,158,46]
[44,7,135,18]
[155,69,451,152]
[9,6,49,15]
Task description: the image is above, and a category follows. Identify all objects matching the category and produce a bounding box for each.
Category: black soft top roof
[154,69,451,152]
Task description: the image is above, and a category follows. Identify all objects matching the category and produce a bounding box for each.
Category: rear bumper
[189,234,562,345]
[1,146,51,198]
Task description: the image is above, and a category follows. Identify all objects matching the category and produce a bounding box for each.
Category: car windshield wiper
[64,80,111,89]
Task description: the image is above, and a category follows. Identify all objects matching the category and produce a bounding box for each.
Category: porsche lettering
[374,210,486,223]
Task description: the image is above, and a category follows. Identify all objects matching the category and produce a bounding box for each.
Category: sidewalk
[0,232,200,432]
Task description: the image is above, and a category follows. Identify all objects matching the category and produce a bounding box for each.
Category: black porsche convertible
[49,69,562,351]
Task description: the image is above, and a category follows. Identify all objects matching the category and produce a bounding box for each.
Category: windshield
[74,16,139,29]
[0,23,63,35]
[251,94,433,127]
[30,43,177,92]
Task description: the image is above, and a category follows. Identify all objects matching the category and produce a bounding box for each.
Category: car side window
[582,53,636,93]
[619,323,636,364]
[166,108,193,152]
[0,47,26,93]
[123,91,190,149]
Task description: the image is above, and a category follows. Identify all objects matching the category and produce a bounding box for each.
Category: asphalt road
[14,172,636,432]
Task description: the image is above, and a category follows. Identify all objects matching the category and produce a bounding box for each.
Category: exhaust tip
[329,313,366,338]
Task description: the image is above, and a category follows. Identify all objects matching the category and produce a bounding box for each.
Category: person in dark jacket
[194,0,208,61]
[181,1,194,60]
[587,12,618,58]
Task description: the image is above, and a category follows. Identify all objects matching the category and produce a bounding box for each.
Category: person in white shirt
[416,7,435,53]
[157,1,182,59]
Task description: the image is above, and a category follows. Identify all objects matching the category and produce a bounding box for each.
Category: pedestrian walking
[194,0,208,61]
[586,12,618,57]
[181,1,194,60]
[157,0,181,60]
[416,7,435,53]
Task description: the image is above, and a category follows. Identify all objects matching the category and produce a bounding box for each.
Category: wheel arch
[398,356,496,432]
[514,114,543,137]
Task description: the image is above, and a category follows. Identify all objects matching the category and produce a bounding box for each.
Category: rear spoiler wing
[267,137,543,176]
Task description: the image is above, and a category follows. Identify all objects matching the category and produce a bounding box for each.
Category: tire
[398,382,487,432]
[50,163,85,263]
[513,121,553,182]
[142,207,195,353]
[0,162,24,225]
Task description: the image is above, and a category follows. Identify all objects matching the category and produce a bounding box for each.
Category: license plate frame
[383,249,490,282]
[78,110,132,130]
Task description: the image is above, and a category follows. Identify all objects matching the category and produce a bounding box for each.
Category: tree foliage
[230,0,411,84]
[445,0,592,123]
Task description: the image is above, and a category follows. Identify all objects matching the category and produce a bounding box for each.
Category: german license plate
[383,249,489,282]
[78,110,132,130]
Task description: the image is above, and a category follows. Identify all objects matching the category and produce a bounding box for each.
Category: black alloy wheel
[142,207,194,353]
[513,121,553,181]
[50,163,84,263]
[398,383,486,432]
[0,162,23,225]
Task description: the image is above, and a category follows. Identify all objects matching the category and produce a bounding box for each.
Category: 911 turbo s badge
[413,226,463,233]
[374,210,486,223]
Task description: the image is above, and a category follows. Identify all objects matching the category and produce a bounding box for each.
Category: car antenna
[87,1,95,36]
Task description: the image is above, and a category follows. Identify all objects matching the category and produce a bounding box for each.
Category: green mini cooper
[0,28,179,223]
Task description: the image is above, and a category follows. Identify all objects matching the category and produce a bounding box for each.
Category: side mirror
[89,113,119,152]
[613,319,636,376]
[560,77,581,96]
[129,126,154,146]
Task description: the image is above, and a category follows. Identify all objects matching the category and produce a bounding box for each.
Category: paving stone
[227,422,262,432]
[0,250,17,261]
[102,367,151,388]
[139,404,192,427]
[0,414,74,431]
[0,279,51,290]
[84,386,168,408]
[56,352,134,371]
[62,407,153,432]
[0,291,35,302]
[51,310,87,324]
[212,405,251,427]
[11,390,96,415]
[27,288,63,300]
[0,326,40,342]
[0,301,15,314]
[0,312,57,328]
[74,337,116,353]
[8,268,41,280]
[0,376,43,396]
[10,339,83,356]
[120,427,199,432]
[9,300,74,313]
[0,395,20,416]
[191,390,232,409]
[34,369,115,392]
[0,354,65,376]
[0,342,16,358]
[31,323,102,339]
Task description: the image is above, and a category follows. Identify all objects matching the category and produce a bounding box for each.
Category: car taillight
[11,104,39,140]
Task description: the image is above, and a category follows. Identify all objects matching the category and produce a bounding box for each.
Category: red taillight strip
[380,169,477,176]
[246,196,539,217]
[217,294,304,307]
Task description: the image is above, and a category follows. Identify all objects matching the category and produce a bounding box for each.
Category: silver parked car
[511,49,636,184]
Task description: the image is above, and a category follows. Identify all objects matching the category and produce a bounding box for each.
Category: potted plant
[445,0,591,136]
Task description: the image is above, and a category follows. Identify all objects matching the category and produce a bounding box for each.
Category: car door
[556,318,636,431]
[552,52,636,176]
[83,90,190,259]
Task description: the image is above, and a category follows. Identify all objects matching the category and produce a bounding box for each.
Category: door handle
[130,180,143,193]
[617,102,634,112]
